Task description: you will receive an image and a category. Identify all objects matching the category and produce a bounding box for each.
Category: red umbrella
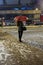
[14,16,28,22]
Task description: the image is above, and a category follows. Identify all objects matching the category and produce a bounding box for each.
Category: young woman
[17,20,24,42]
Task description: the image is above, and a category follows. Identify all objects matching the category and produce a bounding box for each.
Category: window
[0,0,3,5]
[0,0,18,5]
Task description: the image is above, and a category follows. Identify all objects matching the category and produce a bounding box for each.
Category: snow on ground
[0,40,13,62]
[0,32,11,61]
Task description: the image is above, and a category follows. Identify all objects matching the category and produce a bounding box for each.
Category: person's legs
[21,31,23,40]
[18,31,21,42]
[18,31,23,42]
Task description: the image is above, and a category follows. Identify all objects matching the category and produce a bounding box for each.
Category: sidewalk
[0,25,43,29]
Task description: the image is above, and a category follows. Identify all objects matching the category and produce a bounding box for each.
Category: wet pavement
[6,28,43,50]
[0,26,43,65]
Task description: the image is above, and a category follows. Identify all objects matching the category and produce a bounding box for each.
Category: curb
[0,25,43,29]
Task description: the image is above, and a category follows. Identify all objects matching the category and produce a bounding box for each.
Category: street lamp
[35,8,39,11]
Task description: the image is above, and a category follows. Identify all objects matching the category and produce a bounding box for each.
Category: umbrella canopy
[14,16,28,22]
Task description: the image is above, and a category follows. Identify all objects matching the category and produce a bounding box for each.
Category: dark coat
[17,21,24,31]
